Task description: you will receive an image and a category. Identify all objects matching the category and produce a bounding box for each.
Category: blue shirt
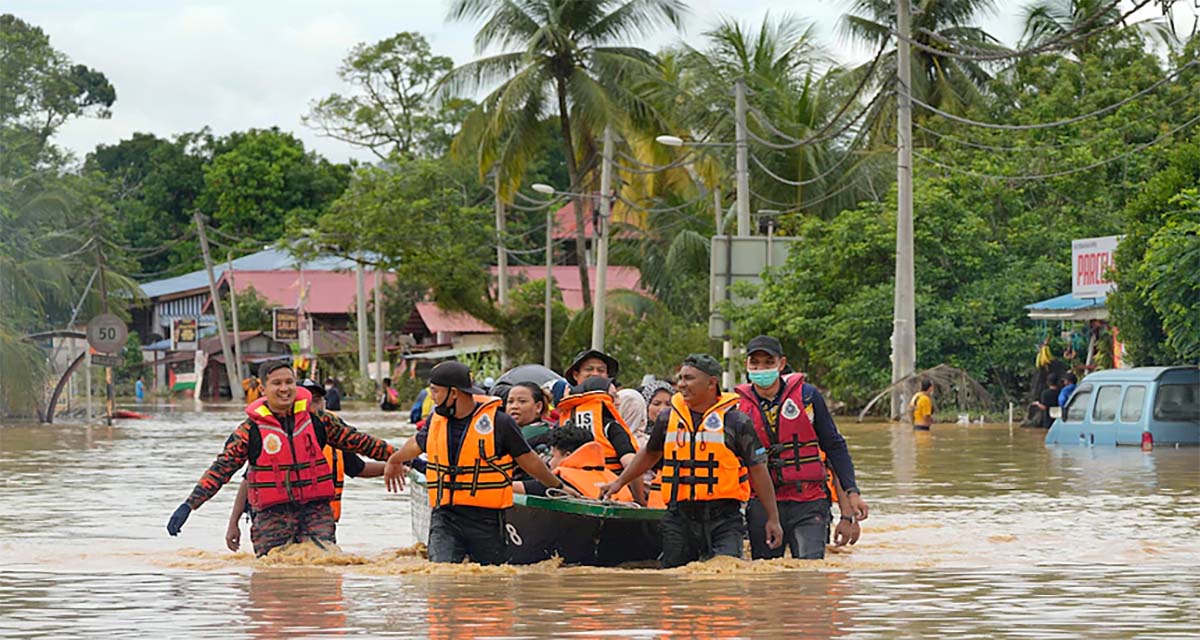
[135,379,145,400]
[1058,384,1076,409]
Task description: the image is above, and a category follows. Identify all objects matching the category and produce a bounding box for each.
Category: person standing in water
[601,354,783,567]
[166,361,395,557]
[737,335,869,559]
[383,362,572,565]
[910,379,935,430]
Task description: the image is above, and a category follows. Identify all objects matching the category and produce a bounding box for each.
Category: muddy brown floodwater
[1,402,1197,638]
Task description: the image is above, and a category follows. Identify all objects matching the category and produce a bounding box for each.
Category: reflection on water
[1,404,1198,638]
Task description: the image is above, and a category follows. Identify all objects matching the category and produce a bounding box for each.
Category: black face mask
[435,389,457,417]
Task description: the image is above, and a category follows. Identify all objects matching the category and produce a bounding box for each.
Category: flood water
[1,403,1197,638]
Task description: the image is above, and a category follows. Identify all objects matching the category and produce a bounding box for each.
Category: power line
[913,111,1200,182]
[746,89,889,150]
[908,60,1196,131]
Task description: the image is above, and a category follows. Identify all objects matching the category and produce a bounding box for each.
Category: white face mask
[325,385,333,391]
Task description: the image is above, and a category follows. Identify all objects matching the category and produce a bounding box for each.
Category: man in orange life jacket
[223,378,385,552]
[165,360,395,556]
[383,361,572,565]
[737,335,869,560]
[556,376,644,501]
[601,354,783,567]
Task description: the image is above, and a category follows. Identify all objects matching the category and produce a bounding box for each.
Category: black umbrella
[492,364,565,403]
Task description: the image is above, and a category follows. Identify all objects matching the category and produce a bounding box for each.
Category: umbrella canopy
[492,364,566,404]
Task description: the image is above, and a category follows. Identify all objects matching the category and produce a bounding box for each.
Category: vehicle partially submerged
[1046,366,1199,447]
[409,470,663,566]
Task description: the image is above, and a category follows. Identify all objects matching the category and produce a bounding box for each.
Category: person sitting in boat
[600,354,784,567]
[382,361,575,565]
[640,379,675,445]
[380,377,402,411]
[505,382,555,453]
[556,376,644,502]
[165,361,396,557]
[564,349,619,386]
[513,426,634,502]
[223,379,385,552]
[737,335,869,560]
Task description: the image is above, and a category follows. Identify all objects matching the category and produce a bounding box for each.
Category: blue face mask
[748,369,780,388]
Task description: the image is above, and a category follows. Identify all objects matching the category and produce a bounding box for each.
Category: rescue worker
[600,354,783,567]
[165,360,395,557]
[223,379,384,552]
[514,426,634,501]
[563,349,619,386]
[736,335,869,560]
[382,361,574,565]
[556,376,643,501]
[910,378,935,430]
[242,375,264,403]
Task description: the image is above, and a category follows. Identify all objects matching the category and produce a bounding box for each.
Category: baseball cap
[745,335,784,358]
[681,353,723,377]
[429,361,475,391]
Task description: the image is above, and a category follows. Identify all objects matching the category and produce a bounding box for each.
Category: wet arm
[514,452,563,491]
[322,414,396,461]
[184,423,251,510]
[807,386,859,492]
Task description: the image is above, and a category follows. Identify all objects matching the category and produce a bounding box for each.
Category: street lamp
[531,183,556,195]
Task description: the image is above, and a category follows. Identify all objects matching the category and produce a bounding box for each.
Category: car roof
[1079,366,1198,385]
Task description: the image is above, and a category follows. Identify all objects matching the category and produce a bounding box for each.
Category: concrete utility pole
[227,252,244,382]
[94,245,113,425]
[495,170,511,369]
[591,125,614,351]
[356,260,369,382]
[374,269,384,387]
[734,78,751,237]
[193,212,243,401]
[891,0,917,418]
[544,205,554,368]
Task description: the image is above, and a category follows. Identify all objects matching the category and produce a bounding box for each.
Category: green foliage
[117,332,148,384]
[499,278,571,369]
[222,285,273,333]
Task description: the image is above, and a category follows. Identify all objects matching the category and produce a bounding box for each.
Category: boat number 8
[506,523,523,546]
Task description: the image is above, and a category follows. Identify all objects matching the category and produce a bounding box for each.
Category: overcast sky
[6,1,1193,164]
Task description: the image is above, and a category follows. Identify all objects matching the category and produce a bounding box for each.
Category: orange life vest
[245,388,336,511]
[556,390,638,472]
[322,445,347,521]
[425,396,516,509]
[661,392,750,505]
[553,442,634,502]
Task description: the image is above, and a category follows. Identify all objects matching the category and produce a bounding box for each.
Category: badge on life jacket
[263,433,283,455]
[474,414,494,435]
[704,413,723,431]
[781,398,801,420]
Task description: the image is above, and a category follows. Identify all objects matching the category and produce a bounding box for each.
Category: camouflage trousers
[250,500,337,557]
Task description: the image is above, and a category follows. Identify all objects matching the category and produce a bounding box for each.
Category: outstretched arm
[321,413,395,461]
[383,436,423,493]
[225,479,249,551]
[599,447,662,500]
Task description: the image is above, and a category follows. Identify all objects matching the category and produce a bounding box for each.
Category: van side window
[1120,386,1146,423]
[1064,390,1091,422]
[1091,385,1121,423]
[1154,384,1200,423]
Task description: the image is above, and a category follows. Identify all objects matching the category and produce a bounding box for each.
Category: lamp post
[532,183,558,367]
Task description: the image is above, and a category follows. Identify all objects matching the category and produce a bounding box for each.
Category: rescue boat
[409,470,664,566]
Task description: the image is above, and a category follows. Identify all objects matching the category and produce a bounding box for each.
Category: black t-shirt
[415,406,532,462]
[646,406,766,468]
[1040,387,1060,407]
[325,387,342,411]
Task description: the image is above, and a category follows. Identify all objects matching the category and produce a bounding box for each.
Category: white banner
[1071,235,1122,298]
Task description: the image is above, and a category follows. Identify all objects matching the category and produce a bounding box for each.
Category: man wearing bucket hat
[600,354,783,567]
[563,349,619,386]
[383,361,573,564]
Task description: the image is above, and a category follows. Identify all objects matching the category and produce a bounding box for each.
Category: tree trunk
[556,79,592,308]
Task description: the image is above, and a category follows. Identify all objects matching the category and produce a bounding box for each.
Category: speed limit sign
[87,313,128,353]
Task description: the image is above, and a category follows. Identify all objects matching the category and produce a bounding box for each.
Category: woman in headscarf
[505,381,555,453]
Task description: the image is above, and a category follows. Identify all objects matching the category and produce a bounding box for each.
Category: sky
[6,1,1194,164]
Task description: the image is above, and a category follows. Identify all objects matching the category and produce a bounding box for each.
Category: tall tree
[444,0,688,308]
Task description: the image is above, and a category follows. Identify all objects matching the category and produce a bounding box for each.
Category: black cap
[572,376,612,395]
[258,360,292,380]
[298,378,325,397]
[682,353,723,377]
[745,335,784,358]
[429,361,474,391]
[565,349,620,385]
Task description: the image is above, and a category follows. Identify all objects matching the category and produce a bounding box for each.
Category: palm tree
[841,0,1001,129]
[1021,0,1177,56]
[444,0,687,308]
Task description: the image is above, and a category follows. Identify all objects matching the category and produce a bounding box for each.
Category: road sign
[709,235,801,339]
[90,353,125,368]
[87,313,128,353]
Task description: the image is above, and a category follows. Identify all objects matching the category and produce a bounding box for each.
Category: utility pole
[544,205,554,368]
[356,260,369,382]
[591,125,614,351]
[495,170,510,369]
[891,0,917,418]
[94,245,113,425]
[374,268,384,388]
[734,78,751,237]
[193,212,243,401]
[227,252,244,383]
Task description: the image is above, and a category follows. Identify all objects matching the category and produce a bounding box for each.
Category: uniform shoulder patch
[474,414,494,435]
[781,398,801,420]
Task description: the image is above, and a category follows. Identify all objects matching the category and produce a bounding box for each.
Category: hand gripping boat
[409,470,664,566]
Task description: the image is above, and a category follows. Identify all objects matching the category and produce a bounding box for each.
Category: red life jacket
[735,374,828,503]
[245,387,336,511]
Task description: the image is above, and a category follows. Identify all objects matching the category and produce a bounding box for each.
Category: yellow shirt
[911,392,934,425]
